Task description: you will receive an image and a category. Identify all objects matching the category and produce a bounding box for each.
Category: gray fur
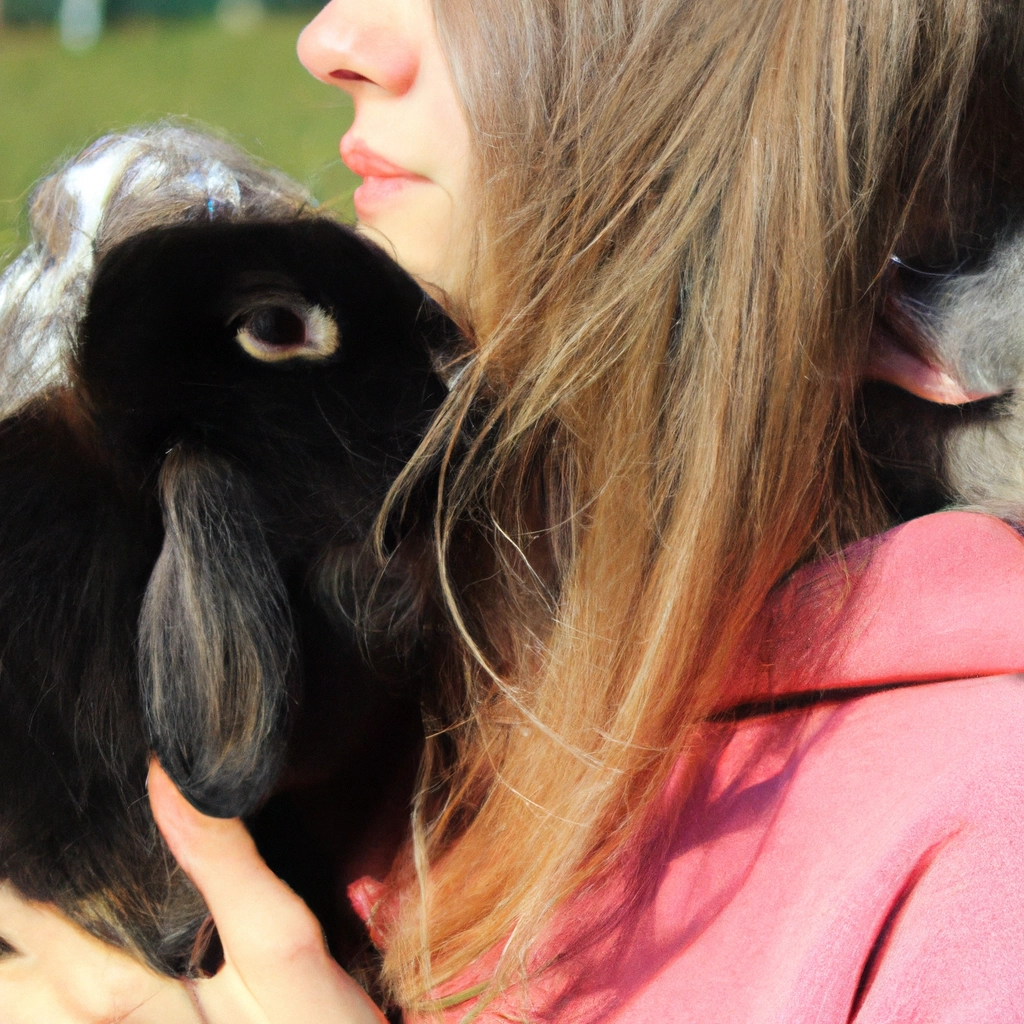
[139,447,295,818]
[919,241,1024,396]
[946,406,1024,517]
[883,230,1024,518]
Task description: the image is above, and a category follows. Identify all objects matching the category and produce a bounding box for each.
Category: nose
[297,0,420,97]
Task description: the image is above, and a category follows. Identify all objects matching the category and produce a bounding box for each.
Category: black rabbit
[0,129,453,977]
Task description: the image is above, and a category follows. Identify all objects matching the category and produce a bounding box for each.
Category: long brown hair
[380,0,1001,1007]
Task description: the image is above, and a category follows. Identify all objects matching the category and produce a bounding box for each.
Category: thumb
[147,758,300,955]
[148,759,386,1024]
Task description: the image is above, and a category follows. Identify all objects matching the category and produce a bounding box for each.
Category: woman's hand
[148,760,388,1024]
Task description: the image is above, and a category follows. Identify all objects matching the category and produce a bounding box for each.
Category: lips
[340,136,422,180]
[340,135,430,219]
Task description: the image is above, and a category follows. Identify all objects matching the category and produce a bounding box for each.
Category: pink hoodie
[353,511,1024,1023]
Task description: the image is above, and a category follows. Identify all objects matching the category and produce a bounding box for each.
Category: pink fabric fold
[351,512,1024,1023]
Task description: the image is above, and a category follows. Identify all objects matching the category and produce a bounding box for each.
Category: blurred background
[0,0,358,269]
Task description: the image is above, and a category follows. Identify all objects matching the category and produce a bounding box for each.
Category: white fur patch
[0,125,313,419]
[64,138,144,243]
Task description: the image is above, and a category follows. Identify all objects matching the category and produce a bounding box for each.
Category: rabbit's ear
[139,446,294,818]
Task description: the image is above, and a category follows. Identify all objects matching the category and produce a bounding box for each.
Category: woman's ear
[139,446,295,819]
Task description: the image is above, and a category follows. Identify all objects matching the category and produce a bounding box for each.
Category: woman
[6,0,1024,1019]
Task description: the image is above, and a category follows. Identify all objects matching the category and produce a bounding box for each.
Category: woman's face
[298,0,474,299]
[0,884,201,1023]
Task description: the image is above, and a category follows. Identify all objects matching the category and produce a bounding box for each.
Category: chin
[357,224,448,295]
[354,192,458,292]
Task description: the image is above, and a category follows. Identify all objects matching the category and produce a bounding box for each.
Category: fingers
[147,758,321,980]
[148,759,387,1024]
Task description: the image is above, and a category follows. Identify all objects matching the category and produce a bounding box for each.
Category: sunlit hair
[378,0,1012,1010]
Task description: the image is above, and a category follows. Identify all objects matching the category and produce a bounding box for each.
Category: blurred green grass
[0,15,358,268]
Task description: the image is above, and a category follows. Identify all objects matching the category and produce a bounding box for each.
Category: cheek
[0,970,54,1024]
[416,44,473,194]
[366,103,473,292]
[34,956,201,1024]
[0,889,200,1024]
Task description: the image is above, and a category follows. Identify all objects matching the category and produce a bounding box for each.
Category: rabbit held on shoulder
[0,126,453,975]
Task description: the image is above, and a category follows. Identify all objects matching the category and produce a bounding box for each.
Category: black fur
[0,217,451,973]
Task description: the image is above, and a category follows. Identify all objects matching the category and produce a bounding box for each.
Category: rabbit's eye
[234,303,339,362]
